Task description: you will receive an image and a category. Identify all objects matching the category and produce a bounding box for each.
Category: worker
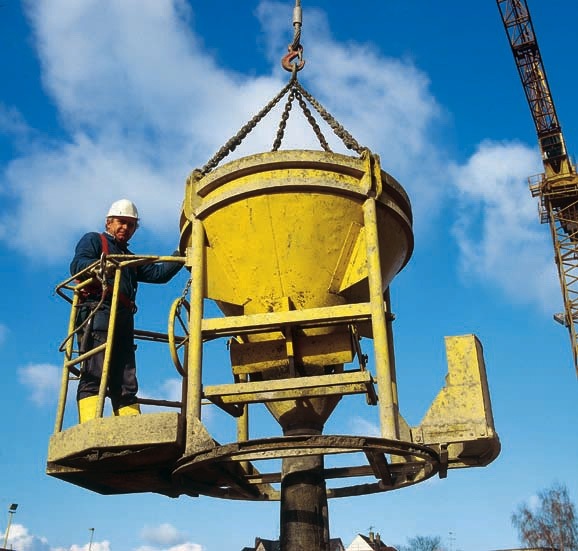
[70,199,183,422]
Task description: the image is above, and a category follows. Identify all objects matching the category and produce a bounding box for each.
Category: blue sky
[1,1,577,550]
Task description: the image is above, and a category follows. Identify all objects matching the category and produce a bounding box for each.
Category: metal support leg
[96,268,122,418]
[185,217,206,452]
[54,293,80,433]
[363,197,398,440]
[384,288,400,431]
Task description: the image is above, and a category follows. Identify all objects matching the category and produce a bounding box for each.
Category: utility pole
[2,503,18,549]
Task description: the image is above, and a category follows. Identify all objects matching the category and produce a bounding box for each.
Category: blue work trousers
[76,302,138,410]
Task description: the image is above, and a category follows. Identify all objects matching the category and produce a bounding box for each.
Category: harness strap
[100,232,109,255]
[76,233,136,313]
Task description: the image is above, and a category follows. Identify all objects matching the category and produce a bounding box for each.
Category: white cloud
[4,523,203,551]
[17,363,61,406]
[0,103,33,148]
[0,0,556,316]
[139,378,182,412]
[450,140,560,312]
[134,545,203,551]
[66,543,111,551]
[348,415,380,437]
[2,524,50,551]
[1,0,285,262]
[159,378,183,403]
[140,523,187,547]
[1,0,445,263]
[165,545,204,551]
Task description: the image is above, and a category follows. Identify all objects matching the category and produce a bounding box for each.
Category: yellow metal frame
[52,255,186,432]
[47,150,499,500]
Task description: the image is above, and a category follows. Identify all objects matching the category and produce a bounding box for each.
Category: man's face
[106,217,137,244]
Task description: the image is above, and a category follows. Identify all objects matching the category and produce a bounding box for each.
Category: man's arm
[70,232,102,277]
[136,251,184,284]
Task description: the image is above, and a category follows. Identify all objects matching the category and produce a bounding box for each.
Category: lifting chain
[198,0,365,174]
[293,81,364,154]
[200,79,294,174]
[178,277,192,307]
[272,87,331,152]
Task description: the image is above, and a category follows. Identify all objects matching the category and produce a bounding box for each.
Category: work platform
[48,150,499,500]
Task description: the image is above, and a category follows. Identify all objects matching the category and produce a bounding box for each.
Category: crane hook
[281,45,305,73]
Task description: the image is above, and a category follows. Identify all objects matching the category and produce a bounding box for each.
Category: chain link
[293,88,331,152]
[178,277,192,308]
[272,89,296,151]
[200,77,364,171]
[294,81,365,154]
[200,31,364,171]
[197,0,364,171]
[201,79,294,175]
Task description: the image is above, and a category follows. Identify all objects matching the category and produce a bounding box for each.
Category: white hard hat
[106,199,139,222]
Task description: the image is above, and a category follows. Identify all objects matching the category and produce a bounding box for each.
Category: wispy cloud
[2,523,51,551]
[5,522,203,551]
[64,543,111,551]
[1,0,445,262]
[348,415,380,437]
[140,523,188,547]
[134,545,203,551]
[17,363,60,406]
[0,0,557,315]
[450,140,560,312]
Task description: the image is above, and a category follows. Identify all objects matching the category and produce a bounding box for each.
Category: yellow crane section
[498,0,578,375]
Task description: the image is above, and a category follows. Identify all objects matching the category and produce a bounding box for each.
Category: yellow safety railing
[53,255,186,433]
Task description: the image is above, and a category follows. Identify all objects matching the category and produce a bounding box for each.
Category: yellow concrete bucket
[180,149,413,430]
[180,149,413,314]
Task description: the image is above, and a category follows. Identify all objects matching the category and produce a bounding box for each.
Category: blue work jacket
[70,232,183,305]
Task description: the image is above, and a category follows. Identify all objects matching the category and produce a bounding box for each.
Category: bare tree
[401,535,443,551]
[511,483,578,551]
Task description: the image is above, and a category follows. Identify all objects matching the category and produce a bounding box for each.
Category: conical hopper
[180,149,413,430]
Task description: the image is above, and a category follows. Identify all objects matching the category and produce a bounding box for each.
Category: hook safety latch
[281,45,305,72]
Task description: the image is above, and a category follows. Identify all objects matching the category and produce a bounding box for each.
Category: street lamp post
[2,503,18,549]
[88,527,95,551]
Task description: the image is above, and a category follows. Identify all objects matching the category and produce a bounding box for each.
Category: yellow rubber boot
[78,395,99,423]
[114,403,141,416]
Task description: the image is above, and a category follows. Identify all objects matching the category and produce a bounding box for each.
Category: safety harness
[78,233,136,312]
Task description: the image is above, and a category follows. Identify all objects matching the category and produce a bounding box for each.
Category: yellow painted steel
[363,196,397,440]
[181,151,412,315]
[180,149,413,435]
[413,334,500,468]
[47,148,500,499]
[184,219,206,454]
[55,290,80,432]
[96,265,123,418]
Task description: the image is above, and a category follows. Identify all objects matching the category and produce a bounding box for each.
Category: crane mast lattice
[498,0,578,376]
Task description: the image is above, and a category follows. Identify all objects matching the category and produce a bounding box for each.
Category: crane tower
[497,0,578,375]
